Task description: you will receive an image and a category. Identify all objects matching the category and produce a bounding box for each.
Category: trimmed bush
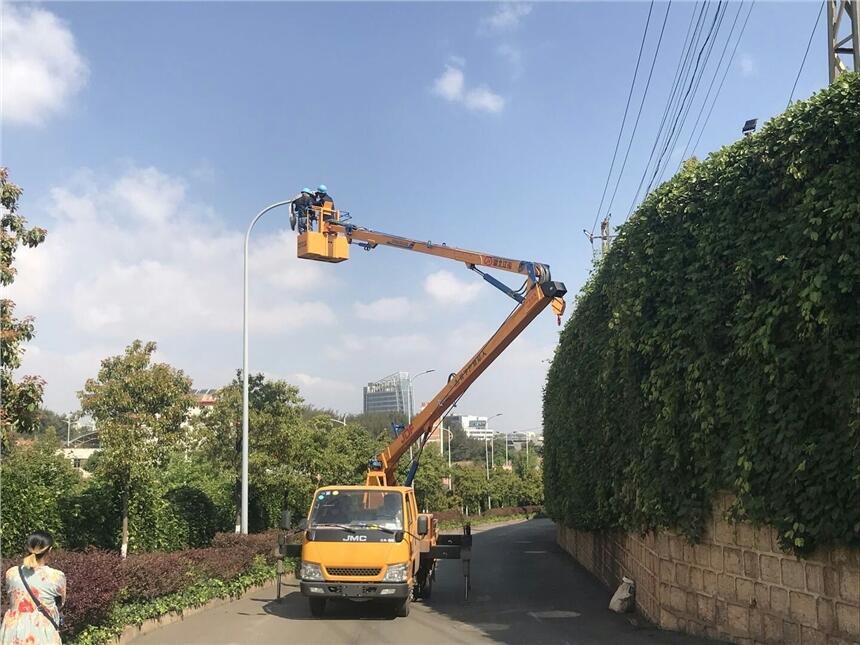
[53,550,123,638]
[543,74,860,554]
[120,552,192,602]
[0,532,279,639]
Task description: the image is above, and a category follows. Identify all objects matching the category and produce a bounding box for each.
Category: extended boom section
[292,200,566,486]
[366,278,565,485]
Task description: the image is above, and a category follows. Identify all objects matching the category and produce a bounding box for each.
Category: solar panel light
[742,118,758,137]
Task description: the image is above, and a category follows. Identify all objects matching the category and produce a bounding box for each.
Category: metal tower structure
[827,0,859,82]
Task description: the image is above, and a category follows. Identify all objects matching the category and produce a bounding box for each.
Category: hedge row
[543,73,860,555]
[1,530,280,639]
[433,505,543,521]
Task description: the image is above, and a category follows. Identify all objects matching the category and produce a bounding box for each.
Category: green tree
[0,168,47,447]
[451,464,488,515]
[200,372,307,529]
[488,467,521,507]
[79,340,193,556]
[0,431,82,553]
[396,446,451,512]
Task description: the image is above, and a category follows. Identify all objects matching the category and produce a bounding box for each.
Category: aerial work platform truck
[282,193,566,617]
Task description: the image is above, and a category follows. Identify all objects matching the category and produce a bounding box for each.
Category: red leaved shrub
[51,549,123,637]
[183,545,256,582]
[120,552,193,602]
[211,529,279,562]
[0,531,280,637]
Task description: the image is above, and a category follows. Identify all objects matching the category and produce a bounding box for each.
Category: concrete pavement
[133,518,717,644]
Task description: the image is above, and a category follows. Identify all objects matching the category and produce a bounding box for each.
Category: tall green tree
[79,340,193,556]
[0,168,47,448]
[200,372,306,529]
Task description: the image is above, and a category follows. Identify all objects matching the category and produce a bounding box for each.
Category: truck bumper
[300,580,409,600]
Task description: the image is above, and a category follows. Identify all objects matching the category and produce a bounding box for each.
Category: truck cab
[295,485,431,617]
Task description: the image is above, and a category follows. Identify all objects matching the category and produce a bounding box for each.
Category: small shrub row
[1,530,279,639]
[433,505,542,521]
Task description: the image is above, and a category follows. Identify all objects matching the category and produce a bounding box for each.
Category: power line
[677,0,746,166]
[654,1,729,186]
[604,1,674,219]
[648,1,727,194]
[788,1,825,107]
[590,0,656,237]
[625,2,706,220]
[690,1,756,156]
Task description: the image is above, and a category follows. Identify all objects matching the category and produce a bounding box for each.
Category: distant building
[363,372,413,418]
[509,431,542,451]
[192,388,218,408]
[445,415,494,441]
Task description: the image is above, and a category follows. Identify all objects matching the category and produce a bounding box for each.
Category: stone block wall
[556,494,859,644]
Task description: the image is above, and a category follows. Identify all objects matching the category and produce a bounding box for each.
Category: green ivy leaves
[543,73,860,556]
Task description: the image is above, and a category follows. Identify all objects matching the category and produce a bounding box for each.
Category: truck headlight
[300,562,323,581]
[383,563,408,583]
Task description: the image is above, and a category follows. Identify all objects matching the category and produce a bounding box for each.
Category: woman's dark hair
[26,531,54,557]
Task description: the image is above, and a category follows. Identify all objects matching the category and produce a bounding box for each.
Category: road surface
[134,519,715,644]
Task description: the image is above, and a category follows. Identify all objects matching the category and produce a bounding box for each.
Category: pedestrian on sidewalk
[0,531,67,645]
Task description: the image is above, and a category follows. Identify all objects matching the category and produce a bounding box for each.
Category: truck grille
[326,567,381,577]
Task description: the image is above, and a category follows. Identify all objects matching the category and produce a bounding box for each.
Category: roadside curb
[114,579,275,644]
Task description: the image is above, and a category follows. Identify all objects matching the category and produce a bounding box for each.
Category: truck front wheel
[393,594,410,617]
[308,597,326,617]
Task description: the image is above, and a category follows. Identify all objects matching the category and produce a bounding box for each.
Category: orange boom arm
[294,202,566,486]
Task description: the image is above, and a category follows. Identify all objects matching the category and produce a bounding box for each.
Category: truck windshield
[309,490,404,531]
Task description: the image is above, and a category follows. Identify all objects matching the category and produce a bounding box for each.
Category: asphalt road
[133,519,715,645]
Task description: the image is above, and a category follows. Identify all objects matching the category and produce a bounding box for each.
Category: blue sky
[2,1,830,432]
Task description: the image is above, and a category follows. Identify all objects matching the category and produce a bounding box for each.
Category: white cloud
[0,5,88,125]
[481,3,532,33]
[424,270,484,305]
[431,64,505,114]
[7,166,333,339]
[328,333,433,359]
[738,54,756,77]
[354,297,412,322]
[464,86,505,113]
[432,65,465,102]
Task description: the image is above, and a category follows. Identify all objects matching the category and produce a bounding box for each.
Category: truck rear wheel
[308,597,326,617]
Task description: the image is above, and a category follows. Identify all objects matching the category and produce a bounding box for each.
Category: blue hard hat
[301,187,311,193]
[318,184,328,193]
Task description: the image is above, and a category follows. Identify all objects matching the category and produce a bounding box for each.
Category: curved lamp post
[407,369,435,461]
[241,198,294,533]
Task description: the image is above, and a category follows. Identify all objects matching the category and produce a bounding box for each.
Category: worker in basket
[292,187,314,233]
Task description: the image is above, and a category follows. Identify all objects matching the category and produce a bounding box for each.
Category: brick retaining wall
[556,494,859,644]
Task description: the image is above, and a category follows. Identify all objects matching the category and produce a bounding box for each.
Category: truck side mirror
[417,515,428,535]
[394,531,404,543]
[280,511,291,530]
[297,518,308,531]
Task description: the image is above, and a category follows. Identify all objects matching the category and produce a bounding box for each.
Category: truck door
[404,491,416,574]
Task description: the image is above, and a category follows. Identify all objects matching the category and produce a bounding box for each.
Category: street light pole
[504,431,508,465]
[407,369,435,461]
[487,413,502,469]
[242,198,294,534]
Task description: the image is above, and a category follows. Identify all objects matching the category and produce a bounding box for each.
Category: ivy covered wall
[543,73,859,555]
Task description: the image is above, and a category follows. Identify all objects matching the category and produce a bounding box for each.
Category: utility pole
[828,0,859,82]
[600,217,611,257]
[583,215,616,260]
